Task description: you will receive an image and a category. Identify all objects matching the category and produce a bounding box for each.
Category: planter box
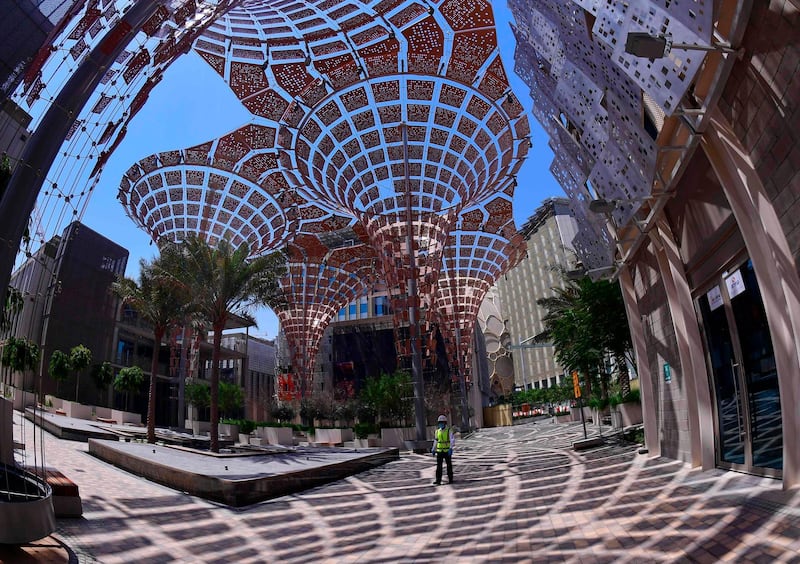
[256,426,293,446]
[186,419,210,435]
[619,402,643,426]
[63,401,92,420]
[94,406,113,420]
[354,438,382,448]
[219,423,239,438]
[611,409,623,430]
[569,410,585,423]
[315,428,354,445]
[553,413,571,424]
[45,396,63,410]
[12,390,37,411]
[111,409,141,425]
[380,427,415,448]
[238,433,251,445]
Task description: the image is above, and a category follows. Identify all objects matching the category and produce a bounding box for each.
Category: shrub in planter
[354,422,379,439]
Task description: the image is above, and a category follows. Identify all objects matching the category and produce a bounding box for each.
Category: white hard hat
[437,415,447,423]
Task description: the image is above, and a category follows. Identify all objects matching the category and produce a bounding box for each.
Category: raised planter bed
[256,426,293,446]
[315,428,354,445]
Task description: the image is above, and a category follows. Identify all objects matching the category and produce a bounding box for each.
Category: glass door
[697,259,782,476]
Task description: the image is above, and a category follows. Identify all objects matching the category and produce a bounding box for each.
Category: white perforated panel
[592,1,708,114]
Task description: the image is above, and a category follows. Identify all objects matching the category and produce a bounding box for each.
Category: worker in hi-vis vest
[431,414,455,485]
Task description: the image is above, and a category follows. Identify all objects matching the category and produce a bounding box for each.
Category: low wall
[88,439,400,507]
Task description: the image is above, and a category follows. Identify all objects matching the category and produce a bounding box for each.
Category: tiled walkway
[9,413,800,563]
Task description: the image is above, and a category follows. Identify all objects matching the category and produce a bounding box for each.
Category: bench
[95,416,117,424]
[28,467,83,517]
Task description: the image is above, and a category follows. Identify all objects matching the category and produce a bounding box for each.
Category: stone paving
[8,412,800,563]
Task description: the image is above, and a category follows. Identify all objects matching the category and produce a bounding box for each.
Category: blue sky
[80,3,563,339]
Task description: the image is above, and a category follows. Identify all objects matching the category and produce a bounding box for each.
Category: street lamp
[566,264,618,280]
[624,32,739,58]
[588,197,652,215]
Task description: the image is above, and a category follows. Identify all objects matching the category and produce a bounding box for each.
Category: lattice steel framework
[115,0,529,390]
[8,0,241,254]
[435,194,526,389]
[509,0,713,274]
[275,228,379,396]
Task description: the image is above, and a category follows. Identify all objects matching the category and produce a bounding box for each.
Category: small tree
[2,336,40,396]
[48,350,71,397]
[69,344,92,402]
[218,381,244,419]
[185,380,211,409]
[91,361,114,405]
[270,402,294,424]
[114,366,144,412]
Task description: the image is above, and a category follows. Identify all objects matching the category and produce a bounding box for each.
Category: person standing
[432,414,455,485]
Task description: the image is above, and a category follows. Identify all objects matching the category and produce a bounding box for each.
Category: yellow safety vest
[435,427,450,452]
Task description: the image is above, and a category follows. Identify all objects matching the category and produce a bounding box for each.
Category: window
[348,303,356,316]
[359,297,368,316]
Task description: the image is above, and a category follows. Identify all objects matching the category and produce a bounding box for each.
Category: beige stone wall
[719,1,800,257]
[632,243,692,463]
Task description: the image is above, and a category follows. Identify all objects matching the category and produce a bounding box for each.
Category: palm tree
[537,271,632,399]
[112,258,188,443]
[159,236,285,452]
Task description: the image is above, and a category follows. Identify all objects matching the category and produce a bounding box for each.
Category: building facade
[219,333,276,422]
[4,222,128,407]
[495,198,579,390]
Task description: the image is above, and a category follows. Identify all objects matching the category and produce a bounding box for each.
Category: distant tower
[494,198,579,390]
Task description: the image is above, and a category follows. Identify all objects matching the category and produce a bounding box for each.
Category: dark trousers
[435,451,453,483]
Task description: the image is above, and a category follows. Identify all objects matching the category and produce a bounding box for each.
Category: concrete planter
[256,426,293,446]
[44,396,63,410]
[12,389,37,411]
[110,409,141,425]
[354,438,382,448]
[610,409,623,430]
[219,423,239,438]
[553,413,571,424]
[380,427,414,448]
[63,400,92,420]
[94,406,113,420]
[186,419,210,435]
[0,467,55,544]
[619,402,643,426]
[315,428,354,445]
[238,433,251,445]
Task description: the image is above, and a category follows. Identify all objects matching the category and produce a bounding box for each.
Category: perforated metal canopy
[112,0,529,387]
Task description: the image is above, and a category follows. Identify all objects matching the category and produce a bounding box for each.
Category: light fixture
[566,264,617,280]
[624,32,738,58]
[588,196,652,214]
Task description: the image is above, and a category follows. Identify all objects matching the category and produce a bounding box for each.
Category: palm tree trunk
[147,328,163,444]
[210,326,222,453]
[617,353,631,397]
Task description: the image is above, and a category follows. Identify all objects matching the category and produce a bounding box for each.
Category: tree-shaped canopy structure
[115,0,530,396]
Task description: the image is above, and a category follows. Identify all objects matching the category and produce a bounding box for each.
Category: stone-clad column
[650,219,716,470]
[618,265,660,456]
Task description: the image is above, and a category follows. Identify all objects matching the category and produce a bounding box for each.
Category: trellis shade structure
[434,194,527,387]
[275,230,379,397]
[115,0,530,390]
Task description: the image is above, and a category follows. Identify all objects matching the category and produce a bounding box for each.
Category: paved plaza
[7,414,800,563]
